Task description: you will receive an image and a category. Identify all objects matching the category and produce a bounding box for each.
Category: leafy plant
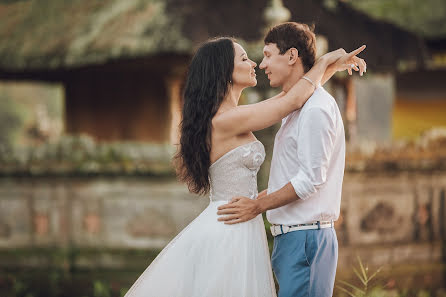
[336,256,383,297]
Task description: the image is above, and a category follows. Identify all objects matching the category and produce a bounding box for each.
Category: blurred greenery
[335,256,446,297]
[0,134,176,176]
[0,82,64,148]
[0,94,28,149]
[2,258,444,297]
[344,0,446,37]
[91,281,111,297]
[336,256,384,297]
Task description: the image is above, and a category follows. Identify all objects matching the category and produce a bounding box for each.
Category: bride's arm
[321,45,367,85]
[213,54,331,135]
[213,46,362,136]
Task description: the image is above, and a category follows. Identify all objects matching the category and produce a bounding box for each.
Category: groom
[217,22,365,297]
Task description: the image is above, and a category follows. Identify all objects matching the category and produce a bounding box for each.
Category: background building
[0,0,445,296]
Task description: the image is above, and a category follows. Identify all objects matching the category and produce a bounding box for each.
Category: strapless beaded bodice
[209,140,265,202]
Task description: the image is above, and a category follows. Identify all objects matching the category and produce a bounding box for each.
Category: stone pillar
[354,73,395,145]
[165,74,183,145]
[346,77,357,145]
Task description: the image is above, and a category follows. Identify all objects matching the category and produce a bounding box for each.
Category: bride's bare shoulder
[211,107,239,132]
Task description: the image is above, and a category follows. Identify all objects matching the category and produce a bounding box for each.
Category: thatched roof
[0,0,426,74]
[0,0,191,71]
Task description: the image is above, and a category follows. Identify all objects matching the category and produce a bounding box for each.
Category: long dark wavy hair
[173,37,235,195]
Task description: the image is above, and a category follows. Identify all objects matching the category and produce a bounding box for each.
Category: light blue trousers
[271,228,338,297]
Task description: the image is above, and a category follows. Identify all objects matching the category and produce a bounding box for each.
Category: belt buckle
[271,225,290,236]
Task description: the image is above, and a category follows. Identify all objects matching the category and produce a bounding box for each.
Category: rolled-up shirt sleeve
[290,107,336,200]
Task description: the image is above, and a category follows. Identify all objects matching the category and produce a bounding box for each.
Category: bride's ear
[288,48,299,65]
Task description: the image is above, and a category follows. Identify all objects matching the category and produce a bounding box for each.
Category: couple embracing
[124,22,366,297]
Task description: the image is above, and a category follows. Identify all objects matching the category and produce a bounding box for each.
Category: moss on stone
[0,135,176,176]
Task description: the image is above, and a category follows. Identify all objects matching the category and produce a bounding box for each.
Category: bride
[124,37,361,297]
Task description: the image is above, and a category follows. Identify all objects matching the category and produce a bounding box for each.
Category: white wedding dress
[124,140,277,297]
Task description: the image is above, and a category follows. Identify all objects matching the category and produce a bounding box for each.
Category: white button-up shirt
[266,86,345,225]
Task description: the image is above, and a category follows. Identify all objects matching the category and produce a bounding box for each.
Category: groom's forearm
[256,182,300,213]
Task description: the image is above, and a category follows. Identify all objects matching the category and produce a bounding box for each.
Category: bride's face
[232,42,257,88]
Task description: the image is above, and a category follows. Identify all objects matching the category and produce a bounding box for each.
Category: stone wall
[0,177,207,250]
[0,170,445,287]
[336,170,446,285]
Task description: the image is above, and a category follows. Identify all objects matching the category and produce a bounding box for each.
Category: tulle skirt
[124,200,277,297]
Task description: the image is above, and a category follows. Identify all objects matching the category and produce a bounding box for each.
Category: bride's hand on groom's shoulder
[216,196,262,225]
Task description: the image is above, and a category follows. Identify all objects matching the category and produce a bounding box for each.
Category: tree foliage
[345,0,446,38]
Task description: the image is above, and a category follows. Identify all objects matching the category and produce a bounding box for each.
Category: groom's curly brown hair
[264,22,316,73]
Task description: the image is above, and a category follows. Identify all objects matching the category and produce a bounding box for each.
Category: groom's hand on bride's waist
[217,196,262,225]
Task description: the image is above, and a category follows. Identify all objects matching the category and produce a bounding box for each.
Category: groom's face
[259,43,292,88]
